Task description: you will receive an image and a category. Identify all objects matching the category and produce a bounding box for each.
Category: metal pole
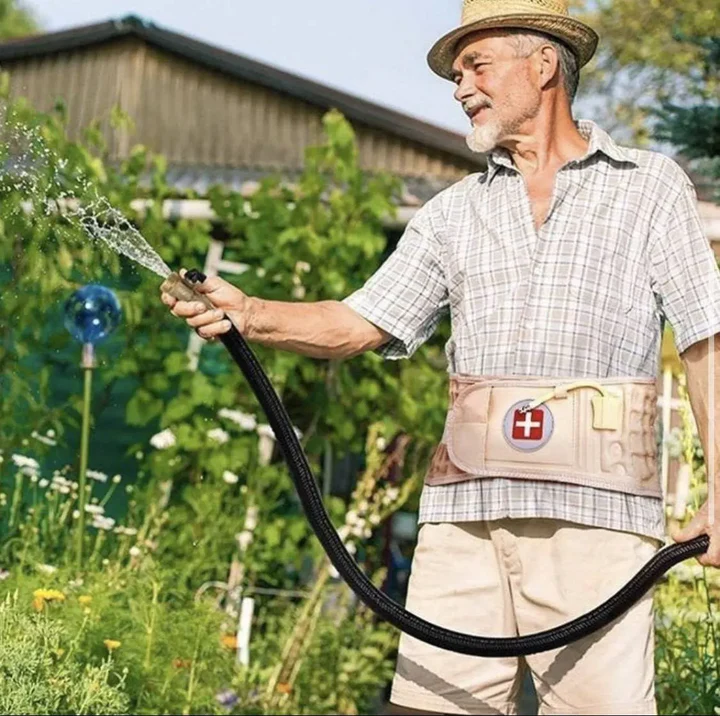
[77,342,95,570]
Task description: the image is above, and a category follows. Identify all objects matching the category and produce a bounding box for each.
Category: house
[0,15,715,513]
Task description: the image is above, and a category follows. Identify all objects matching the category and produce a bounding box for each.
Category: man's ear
[538,44,560,91]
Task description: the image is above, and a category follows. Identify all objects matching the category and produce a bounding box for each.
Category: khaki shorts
[390,518,661,715]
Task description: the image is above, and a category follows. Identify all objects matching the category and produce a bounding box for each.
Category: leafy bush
[0,592,129,714]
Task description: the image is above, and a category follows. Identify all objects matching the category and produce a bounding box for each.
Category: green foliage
[575,0,720,164]
[0,0,38,40]
[0,592,130,714]
[654,377,720,715]
[0,87,449,713]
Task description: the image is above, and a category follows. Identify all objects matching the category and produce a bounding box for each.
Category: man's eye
[475,63,488,71]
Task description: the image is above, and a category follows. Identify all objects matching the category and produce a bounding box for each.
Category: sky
[26,0,475,135]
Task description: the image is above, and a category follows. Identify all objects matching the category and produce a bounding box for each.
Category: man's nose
[453,74,476,103]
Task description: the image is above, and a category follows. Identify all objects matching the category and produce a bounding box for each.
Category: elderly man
[162,1,720,713]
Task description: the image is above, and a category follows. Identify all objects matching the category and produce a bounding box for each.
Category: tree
[0,0,39,39]
[575,0,719,152]
[651,35,720,202]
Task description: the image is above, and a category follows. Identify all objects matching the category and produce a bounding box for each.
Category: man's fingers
[697,531,720,567]
[193,275,224,295]
[187,309,225,328]
[161,292,177,308]
[197,319,233,339]
[172,301,210,318]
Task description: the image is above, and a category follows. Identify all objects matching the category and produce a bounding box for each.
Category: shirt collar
[486,118,638,181]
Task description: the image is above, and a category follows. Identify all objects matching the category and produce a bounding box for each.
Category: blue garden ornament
[64,284,122,346]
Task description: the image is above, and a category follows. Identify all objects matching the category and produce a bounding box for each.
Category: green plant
[0,591,129,714]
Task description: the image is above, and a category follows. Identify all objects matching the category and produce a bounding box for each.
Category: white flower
[256,267,266,278]
[292,285,306,300]
[92,516,115,531]
[244,506,259,531]
[36,564,57,575]
[72,510,80,519]
[345,541,357,555]
[218,408,257,431]
[115,526,138,536]
[369,513,381,526]
[358,500,369,513]
[135,450,144,460]
[363,527,372,539]
[129,546,141,557]
[207,428,230,444]
[223,470,239,485]
[375,437,387,451]
[84,504,105,515]
[337,525,350,542]
[150,429,176,450]
[351,522,366,538]
[86,469,108,483]
[29,474,39,484]
[39,479,49,489]
[295,261,311,273]
[46,429,55,438]
[0,569,9,581]
[386,487,400,502]
[345,510,358,526]
[31,430,57,446]
[236,530,253,551]
[12,454,39,470]
[112,474,122,484]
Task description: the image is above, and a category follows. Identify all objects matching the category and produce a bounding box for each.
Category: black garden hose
[161,268,709,657]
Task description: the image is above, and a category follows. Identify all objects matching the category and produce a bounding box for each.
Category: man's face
[450,31,543,154]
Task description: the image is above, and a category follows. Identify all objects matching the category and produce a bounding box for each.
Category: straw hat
[428,0,599,81]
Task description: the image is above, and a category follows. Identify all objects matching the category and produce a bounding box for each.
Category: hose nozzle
[160,269,214,310]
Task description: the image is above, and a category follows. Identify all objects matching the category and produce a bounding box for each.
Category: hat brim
[427,14,599,80]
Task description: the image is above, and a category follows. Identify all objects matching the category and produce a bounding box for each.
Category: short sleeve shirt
[342,119,720,540]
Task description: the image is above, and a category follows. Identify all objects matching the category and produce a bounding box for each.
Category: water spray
[161,268,709,657]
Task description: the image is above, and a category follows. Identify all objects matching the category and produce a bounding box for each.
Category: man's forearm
[239,297,388,360]
[680,332,720,510]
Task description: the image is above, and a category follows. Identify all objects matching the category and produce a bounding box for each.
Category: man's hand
[671,498,720,567]
[160,268,252,339]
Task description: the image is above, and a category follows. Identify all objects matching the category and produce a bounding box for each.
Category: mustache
[462,98,493,115]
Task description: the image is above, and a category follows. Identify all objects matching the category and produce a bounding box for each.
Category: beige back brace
[424,374,661,498]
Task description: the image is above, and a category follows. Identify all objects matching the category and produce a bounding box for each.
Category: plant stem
[144,580,160,670]
[76,349,95,571]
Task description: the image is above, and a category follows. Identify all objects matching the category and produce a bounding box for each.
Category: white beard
[465,119,503,154]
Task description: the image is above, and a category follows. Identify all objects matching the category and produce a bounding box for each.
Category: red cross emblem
[511,408,545,441]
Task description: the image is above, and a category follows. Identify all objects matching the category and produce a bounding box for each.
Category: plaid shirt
[342,119,720,540]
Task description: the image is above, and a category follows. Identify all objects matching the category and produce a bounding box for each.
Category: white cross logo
[515,412,542,438]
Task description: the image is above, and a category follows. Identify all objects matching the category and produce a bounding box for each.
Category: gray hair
[503,29,580,103]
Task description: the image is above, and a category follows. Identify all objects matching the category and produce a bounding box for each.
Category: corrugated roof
[0,15,482,168]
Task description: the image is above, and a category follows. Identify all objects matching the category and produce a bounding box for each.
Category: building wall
[1,37,479,181]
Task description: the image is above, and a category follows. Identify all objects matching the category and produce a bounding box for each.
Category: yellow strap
[523,381,609,412]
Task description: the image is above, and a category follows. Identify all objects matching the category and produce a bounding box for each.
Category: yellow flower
[78,595,92,606]
[221,634,237,650]
[32,589,66,611]
[103,639,121,652]
[33,589,66,602]
[54,648,65,658]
